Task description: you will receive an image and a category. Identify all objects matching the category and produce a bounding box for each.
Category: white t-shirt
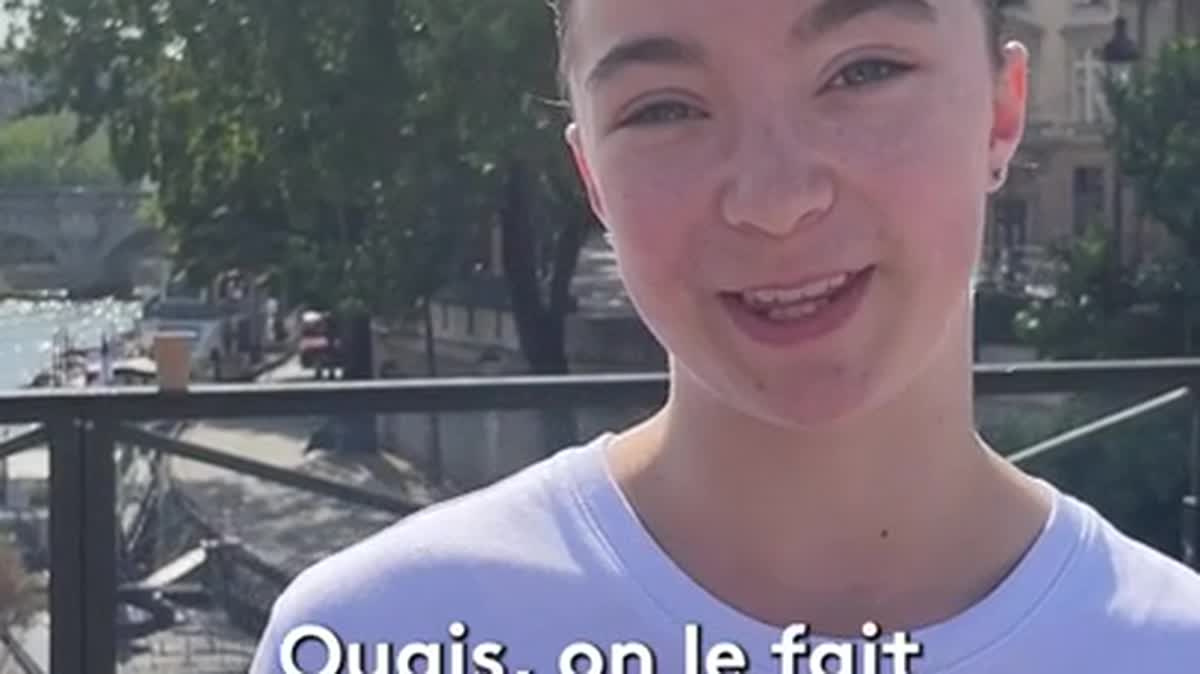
[250,433,1200,674]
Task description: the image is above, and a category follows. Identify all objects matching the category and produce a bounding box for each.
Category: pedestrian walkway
[167,354,442,576]
[116,356,445,673]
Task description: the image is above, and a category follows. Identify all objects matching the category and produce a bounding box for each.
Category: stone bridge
[0,188,164,294]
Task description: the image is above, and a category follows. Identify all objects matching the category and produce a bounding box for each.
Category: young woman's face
[564,0,1026,428]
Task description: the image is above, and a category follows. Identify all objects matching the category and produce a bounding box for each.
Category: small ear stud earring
[991,166,1008,188]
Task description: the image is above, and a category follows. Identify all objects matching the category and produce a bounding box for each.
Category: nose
[719,120,835,238]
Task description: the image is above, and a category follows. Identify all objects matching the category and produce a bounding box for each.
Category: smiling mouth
[722,267,874,322]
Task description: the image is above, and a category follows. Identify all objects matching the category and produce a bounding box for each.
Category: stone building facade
[984,0,1199,280]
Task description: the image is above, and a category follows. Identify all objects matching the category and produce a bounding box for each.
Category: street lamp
[1101,15,1140,267]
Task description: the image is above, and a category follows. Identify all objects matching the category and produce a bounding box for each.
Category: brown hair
[550,0,1007,99]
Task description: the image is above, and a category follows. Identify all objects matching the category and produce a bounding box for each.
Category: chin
[676,354,890,432]
[740,368,885,430]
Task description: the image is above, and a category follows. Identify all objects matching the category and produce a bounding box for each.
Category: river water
[0,297,143,482]
[0,297,143,389]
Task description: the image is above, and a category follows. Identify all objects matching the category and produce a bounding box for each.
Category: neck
[609,309,1051,635]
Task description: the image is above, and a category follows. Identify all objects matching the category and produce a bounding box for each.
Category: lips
[717,266,876,346]
[723,267,873,316]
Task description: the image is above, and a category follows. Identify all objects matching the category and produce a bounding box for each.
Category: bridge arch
[0,188,158,292]
[104,227,163,267]
[102,227,165,289]
[0,231,57,265]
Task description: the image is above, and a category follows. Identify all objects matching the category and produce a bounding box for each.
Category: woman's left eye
[826,59,914,90]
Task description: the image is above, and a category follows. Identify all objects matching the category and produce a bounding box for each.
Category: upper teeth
[741,272,851,305]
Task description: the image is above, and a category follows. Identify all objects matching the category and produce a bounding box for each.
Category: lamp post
[1101,15,1140,269]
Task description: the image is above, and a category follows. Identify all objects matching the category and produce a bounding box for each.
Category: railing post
[1185,495,1198,571]
[48,416,116,674]
[85,419,118,674]
[1186,393,1200,570]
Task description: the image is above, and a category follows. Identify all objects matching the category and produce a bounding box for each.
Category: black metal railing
[0,358,1198,674]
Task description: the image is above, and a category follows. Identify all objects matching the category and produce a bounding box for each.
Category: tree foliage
[4,0,595,373]
[1014,223,1140,359]
[1016,35,1200,362]
[1003,225,1199,558]
[977,35,1200,362]
[0,112,120,186]
[1001,41,1200,559]
[1111,37,1200,257]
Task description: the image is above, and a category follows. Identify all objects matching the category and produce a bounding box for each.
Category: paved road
[167,354,442,575]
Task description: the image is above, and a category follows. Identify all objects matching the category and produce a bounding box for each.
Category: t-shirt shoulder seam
[567,452,628,576]
[939,493,1095,671]
[564,441,691,627]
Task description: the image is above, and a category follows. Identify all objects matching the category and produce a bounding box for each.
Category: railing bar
[172,487,295,587]
[82,419,117,674]
[1007,387,1192,465]
[114,425,422,516]
[0,358,1200,421]
[1187,395,1200,570]
[0,426,45,460]
[0,376,669,421]
[974,358,1200,395]
[217,541,293,587]
[1191,398,1200,507]
[1185,495,1199,571]
[47,416,84,674]
[0,626,46,674]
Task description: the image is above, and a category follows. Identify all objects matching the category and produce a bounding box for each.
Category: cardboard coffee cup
[153,332,192,392]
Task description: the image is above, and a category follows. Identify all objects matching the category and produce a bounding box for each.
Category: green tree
[1006,229,1197,558]
[4,0,593,382]
[1002,39,1200,560]
[0,112,120,186]
[1014,395,1191,559]
[1014,222,1146,359]
[396,0,594,374]
[1110,37,1200,258]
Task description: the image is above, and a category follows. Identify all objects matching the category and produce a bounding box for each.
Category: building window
[1071,47,1111,124]
[1072,167,1106,235]
[993,198,1029,250]
[987,198,1030,282]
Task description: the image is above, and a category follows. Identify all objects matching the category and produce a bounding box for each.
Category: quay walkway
[116,356,446,673]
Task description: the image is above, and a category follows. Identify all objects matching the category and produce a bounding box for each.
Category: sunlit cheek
[599,140,718,281]
[604,131,718,198]
[815,100,942,174]
[817,101,984,281]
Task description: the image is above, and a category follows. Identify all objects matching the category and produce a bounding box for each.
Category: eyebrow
[800,0,937,41]
[585,35,704,90]
[583,0,937,90]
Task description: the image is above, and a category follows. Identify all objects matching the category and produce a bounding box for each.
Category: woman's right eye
[618,101,706,128]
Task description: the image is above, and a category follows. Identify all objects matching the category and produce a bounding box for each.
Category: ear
[988,41,1029,191]
[565,122,609,226]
